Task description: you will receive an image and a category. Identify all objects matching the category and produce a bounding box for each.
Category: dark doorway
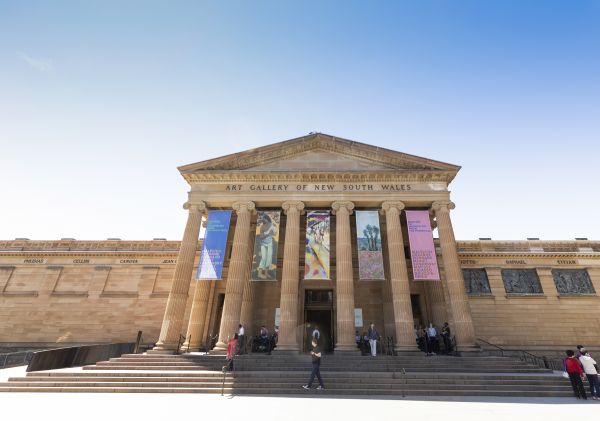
[209,293,225,349]
[304,289,334,353]
[305,309,333,353]
[411,294,423,328]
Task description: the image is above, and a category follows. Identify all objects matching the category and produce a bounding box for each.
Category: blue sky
[1,1,599,240]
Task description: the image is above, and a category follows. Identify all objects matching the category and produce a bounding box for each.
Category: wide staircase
[0,352,573,397]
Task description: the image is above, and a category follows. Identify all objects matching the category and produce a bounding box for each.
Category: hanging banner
[304,211,330,280]
[251,210,281,281]
[196,210,232,280]
[355,210,385,280]
[405,210,440,281]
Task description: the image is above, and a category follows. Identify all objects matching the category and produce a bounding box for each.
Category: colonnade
[152,199,476,354]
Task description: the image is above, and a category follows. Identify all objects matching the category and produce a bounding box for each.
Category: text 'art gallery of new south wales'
[2,134,600,358]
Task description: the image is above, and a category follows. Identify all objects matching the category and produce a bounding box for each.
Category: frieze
[501,269,544,294]
[194,182,443,193]
[552,269,595,295]
[463,269,492,295]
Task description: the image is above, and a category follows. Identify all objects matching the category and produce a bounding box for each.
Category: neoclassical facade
[1,134,599,352]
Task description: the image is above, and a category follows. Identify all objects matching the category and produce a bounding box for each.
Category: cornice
[458,252,599,260]
[0,251,180,258]
[184,170,456,184]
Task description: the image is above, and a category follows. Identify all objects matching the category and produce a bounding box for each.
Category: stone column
[332,201,358,353]
[276,200,305,352]
[215,201,255,350]
[381,201,418,351]
[153,201,206,352]
[182,279,212,351]
[239,227,258,333]
[431,201,476,350]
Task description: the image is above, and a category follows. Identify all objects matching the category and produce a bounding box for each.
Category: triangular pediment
[179,133,460,183]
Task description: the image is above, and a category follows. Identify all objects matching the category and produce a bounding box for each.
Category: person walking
[579,350,600,400]
[225,333,238,371]
[565,349,587,400]
[302,337,325,390]
[237,324,245,355]
[367,323,379,357]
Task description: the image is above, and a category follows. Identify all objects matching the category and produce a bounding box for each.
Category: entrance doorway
[303,289,334,353]
[411,294,423,328]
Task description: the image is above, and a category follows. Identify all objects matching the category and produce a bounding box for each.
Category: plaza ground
[1,366,599,421]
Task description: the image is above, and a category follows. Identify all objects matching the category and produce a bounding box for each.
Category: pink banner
[405,210,440,281]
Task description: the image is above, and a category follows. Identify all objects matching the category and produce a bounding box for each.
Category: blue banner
[196,210,232,280]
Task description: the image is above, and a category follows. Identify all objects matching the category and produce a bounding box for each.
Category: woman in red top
[225,333,238,371]
[565,349,587,399]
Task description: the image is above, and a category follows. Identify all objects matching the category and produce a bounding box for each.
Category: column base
[148,341,180,354]
[212,341,228,352]
[334,344,361,354]
[393,344,419,353]
[274,346,301,354]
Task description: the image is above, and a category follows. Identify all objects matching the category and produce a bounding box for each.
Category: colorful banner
[405,210,440,281]
[304,211,330,280]
[251,211,281,281]
[355,210,385,280]
[196,210,232,280]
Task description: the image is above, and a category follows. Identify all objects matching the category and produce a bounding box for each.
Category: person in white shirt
[237,324,245,355]
[579,350,600,399]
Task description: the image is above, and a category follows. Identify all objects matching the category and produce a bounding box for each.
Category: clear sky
[1,1,599,241]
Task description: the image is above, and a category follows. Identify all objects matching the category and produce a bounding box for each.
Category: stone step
[0,386,574,397]
[9,377,570,386]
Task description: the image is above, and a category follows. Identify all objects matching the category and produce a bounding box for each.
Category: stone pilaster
[431,201,476,350]
[276,200,305,352]
[153,201,206,353]
[215,201,256,350]
[381,201,418,351]
[182,279,212,351]
[332,201,358,353]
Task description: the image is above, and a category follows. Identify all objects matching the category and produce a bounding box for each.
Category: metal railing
[175,334,191,355]
[0,350,35,369]
[476,338,564,371]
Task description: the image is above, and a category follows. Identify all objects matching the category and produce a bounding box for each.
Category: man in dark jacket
[302,338,324,390]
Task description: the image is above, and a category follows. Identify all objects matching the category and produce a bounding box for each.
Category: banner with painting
[196,210,232,280]
[251,210,281,281]
[304,211,330,280]
[355,210,385,280]
[405,210,440,281]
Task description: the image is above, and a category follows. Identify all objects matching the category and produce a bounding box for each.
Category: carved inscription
[463,269,492,295]
[501,269,543,294]
[222,183,418,192]
[552,269,595,295]
[23,258,45,264]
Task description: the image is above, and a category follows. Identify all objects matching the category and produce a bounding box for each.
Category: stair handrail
[0,350,35,369]
[476,338,563,370]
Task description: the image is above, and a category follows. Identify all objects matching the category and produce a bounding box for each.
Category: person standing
[312,325,320,341]
[237,324,245,355]
[426,323,438,355]
[302,338,325,390]
[441,322,452,354]
[367,323,379,357]
[565,349,587,399]
[579,350,600,400]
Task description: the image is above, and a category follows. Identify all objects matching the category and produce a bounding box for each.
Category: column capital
[381,201,405,215]
[232,201,256,215]
[431,201,456,213]
[183,201,207,213]
[282,200,305,215]
[331,201,354,215]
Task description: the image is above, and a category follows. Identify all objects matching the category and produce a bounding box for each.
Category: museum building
[1,133,599,353]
